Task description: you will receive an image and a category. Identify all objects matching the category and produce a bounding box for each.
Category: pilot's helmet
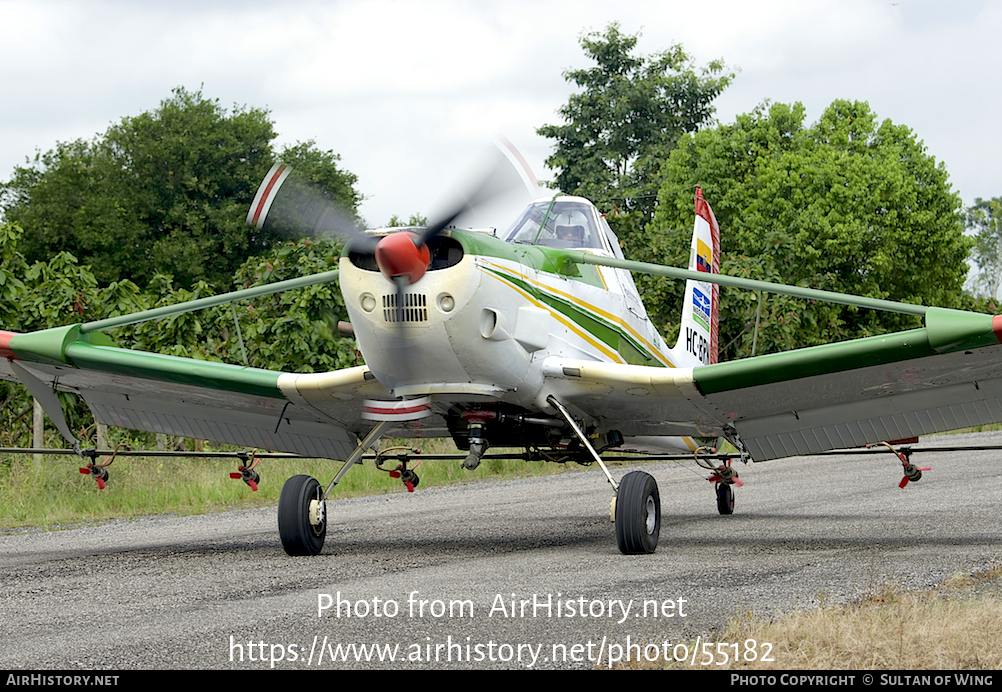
[556,224,585,243]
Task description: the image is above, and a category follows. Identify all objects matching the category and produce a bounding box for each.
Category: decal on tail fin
[671,187,720,366]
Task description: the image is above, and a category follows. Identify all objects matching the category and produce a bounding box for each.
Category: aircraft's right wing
[542,307,1002,461]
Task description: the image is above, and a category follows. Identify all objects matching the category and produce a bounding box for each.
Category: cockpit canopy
[503,198,611,251]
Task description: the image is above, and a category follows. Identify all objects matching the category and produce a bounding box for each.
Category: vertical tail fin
[671,186,720,366]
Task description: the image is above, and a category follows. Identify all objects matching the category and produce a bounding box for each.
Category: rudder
[671,186,720,366]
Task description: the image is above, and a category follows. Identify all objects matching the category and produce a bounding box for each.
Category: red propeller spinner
[374,232,431,284]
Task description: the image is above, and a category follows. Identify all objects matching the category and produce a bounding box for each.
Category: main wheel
[278,475,326,556]
[615,471,661,554]
[716,482,734,515]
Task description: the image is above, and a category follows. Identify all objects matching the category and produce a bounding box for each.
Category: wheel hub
[309,498,326,529]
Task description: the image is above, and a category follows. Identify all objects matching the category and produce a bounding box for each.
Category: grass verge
[647,566,1002,670]
[0,440,580,530]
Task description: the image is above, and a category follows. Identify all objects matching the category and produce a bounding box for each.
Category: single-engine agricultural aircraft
[3,151,1002,556]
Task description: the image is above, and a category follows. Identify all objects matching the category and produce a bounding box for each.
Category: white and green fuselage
[339,195,709,453]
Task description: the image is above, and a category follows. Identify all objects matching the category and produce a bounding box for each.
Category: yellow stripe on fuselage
[479,259,673,367]
[478,261,623,362]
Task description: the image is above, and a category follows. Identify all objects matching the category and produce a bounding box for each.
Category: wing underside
[544,307,1002,461]
[711,344,1002,460]
[6,307,1002,464]
[0,327,438,459]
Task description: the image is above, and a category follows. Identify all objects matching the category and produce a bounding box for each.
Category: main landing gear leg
[545,395,660,555]
[277,421,389,556]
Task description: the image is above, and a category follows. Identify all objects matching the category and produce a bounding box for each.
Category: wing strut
[546,395,618,493]
[322,420,390,500]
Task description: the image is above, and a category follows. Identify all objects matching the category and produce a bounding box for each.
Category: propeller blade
[246,163,378,253]
[415,136,543,247]
[247,140,538,290]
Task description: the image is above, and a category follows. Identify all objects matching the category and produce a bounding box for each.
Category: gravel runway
[2,433,1000,669]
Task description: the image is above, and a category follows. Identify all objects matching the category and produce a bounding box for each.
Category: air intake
[383,293,428,322]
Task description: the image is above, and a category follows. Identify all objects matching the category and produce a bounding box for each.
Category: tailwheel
[278,475,326,556]
[615,471,661,555]
[716,482,734,515]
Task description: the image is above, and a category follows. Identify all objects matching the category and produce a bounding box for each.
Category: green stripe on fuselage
[453,230,607,289]
[479,263,662,366]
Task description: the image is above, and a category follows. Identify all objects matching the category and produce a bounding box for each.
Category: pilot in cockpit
[505,200,607,251]
[556,224,585,247]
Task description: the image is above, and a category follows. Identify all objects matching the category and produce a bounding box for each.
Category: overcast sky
[2,0,999,230]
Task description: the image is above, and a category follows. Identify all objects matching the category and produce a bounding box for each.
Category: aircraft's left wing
[542,307,1002,461]
[0,325,399,459]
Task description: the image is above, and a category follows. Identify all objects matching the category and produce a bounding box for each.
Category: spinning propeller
[247,139,535,290]
[246,139,541,390]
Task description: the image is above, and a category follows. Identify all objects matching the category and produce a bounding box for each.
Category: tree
[0,222,28,330]
[642,100,972,360]
[228,239,359,373]
[1,87,361,290]
[0,221,147,445]
[107,237,358,373]
[386,213,428,228]
[537,23,734,224]
[965,197,1002,301]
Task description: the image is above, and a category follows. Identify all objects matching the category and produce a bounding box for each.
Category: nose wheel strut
[277,421,390,556]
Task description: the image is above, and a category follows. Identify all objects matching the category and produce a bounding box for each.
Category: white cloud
[1,0,999,226]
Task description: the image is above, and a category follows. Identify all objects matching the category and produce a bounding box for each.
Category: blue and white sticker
[692,286,711,331]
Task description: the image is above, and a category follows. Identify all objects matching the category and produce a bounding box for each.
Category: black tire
[615,471,660,554]
[716,482,734,515]
[278,475,326,556]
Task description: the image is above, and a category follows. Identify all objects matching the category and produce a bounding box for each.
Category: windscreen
[504,200,606,250]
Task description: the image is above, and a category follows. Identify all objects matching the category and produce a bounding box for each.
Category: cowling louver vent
[383,293,428,322]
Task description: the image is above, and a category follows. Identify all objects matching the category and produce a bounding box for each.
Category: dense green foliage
[113,238,358,372]
[537,22,734,226]
[1,221,144,440]
[1,87,360,290]
[537,27,980,361]
[640,100,972,359]
[966,197,1002,301]
[225,238,360,372]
